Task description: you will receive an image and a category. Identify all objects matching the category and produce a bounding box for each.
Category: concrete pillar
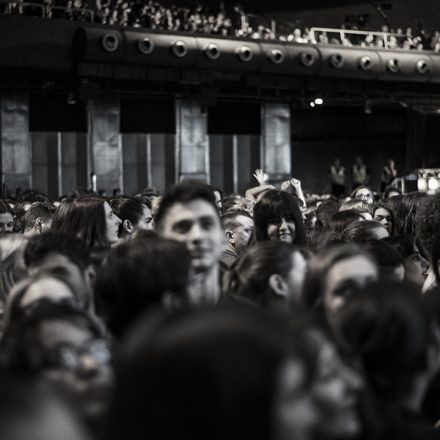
[261,102,291,181]
[88,97,122,193]
[175,100,209,183]
[0,92,31,195]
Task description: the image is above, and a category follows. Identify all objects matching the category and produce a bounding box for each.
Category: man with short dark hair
[22,202,55,236]
[220,210,253,269]
[155,181,225,304]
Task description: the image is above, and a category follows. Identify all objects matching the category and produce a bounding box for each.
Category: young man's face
[159,199,224,273]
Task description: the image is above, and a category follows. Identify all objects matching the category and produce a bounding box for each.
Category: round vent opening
[300,52,315,67]
[138,37,154,55]
[237,45,253,62]
[416,59,429,74]
[269,48,285,64]
[205,43,220,60]
[102,33,119,52]
[359,55,373,71]
[387,58,400,73]
[171,40,188,58]
[329,54,344,69]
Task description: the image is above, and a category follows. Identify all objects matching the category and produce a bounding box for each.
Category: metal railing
[310,27,403,49]
[0,0,94,21]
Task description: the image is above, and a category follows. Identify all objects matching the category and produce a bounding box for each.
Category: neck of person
[187,264,221,305]
[422,267,437,293]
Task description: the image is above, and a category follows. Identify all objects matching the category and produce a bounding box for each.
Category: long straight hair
[52,196,108,248]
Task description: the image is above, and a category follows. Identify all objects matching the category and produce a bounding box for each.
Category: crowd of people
[0,167,440,440]
[1,0,440,51]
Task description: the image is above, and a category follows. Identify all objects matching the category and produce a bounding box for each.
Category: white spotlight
[310,102,316,108]
[314,98,323,105]
[428,178,439,190]
[418,178,428,191]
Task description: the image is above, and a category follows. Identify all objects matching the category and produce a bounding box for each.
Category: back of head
[224,241,300,308]
[109,197,144,225]
[341,220,387,244]
[381,234,416,259]
[154,181,218,231]
[54,196,107,248]
[95,235,191,338]
[415,193,440,258]
[334,281,430,402]
[316,199,340,227]
[22,202,55,233]
[364,241,404,281]
[326,211,361,238]
[24,232,91,273]
[0,373,90,440]
[110,306,309,440]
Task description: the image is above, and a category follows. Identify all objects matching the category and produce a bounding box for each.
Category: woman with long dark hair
[253,190,306,246]
[53,196,121,248]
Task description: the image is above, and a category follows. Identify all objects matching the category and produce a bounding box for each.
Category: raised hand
[253,169,268,185]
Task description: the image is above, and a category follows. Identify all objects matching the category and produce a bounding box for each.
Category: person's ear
[123,219,133,234]
[268,274,288,297]
[35,217,43,234]
[84,264,96,288]
[225,229,235,245]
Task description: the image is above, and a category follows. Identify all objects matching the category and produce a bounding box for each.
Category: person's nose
[279,218,289,231]
[188,222,203,242]
[342,364,364,393]
[114,214,122,226]
[77,355,100,379]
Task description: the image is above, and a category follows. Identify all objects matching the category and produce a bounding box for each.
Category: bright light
[428,178,439,190]
[418,178,428,191]
[310,102,316,108]
[314,98,324,105]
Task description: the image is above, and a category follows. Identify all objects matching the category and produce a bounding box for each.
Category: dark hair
[207,185,223,200]
[335,281,431,402]
[431,232,440,284]
[253,190,305,245]
[302,243,376,311]
[52,196,110,247]
[383,187,402,200]
[155,181,219,231]
[109,197,148,237]
[109,306,313,440]
[95,235,191,338]
[323,211,362,243]
[394,192,428,240]
[316,199,340,228]
[341,221,388,244]
[381,234,417,259]
[1,301,104,375]
[223,241,302,308]
[221,209,252,230]
[22,202,55,232]
[416,194,440,258]
[363,241,404,280]
[24,231,92,273]
[0,200,14,216]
